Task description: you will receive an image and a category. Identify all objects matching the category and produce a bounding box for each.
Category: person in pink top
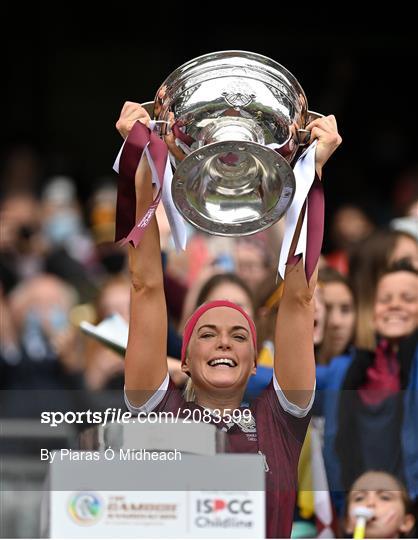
[116,101,342,538]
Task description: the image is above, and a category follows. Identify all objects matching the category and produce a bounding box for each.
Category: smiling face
[373,271,418,340]
[346,472,415,539]
[182,306,256,394]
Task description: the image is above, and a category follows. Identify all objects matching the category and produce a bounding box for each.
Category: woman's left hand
[164,112,187,162]
[306,115,342,176]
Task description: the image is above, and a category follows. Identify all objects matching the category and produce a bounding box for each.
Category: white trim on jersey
[273,373,315,418]
[124,373,169,413]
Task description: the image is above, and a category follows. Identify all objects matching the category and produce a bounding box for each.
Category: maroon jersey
[126,377,311,538]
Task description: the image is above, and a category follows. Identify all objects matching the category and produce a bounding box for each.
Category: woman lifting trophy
[114,50,341,538]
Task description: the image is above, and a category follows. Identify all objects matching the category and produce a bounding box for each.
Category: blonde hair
[355,303,377,350]
[183,378,196,402]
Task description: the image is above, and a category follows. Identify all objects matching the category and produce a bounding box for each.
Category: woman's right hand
[115,101,151,139]
[115,101,187,162]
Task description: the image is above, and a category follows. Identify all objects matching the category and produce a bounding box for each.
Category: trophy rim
[155,50,308,114]
[172,140,296,237]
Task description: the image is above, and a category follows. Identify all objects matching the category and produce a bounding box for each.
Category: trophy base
[172,140,295,236]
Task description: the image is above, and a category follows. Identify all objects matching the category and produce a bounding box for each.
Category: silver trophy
[145,50,320,236]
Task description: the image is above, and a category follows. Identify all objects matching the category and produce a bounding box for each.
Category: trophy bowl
[149,50,318,236]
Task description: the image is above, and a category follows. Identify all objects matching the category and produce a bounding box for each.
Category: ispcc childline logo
[68,492,104,525]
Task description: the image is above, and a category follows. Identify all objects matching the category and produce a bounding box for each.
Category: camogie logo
[68,492,103,525]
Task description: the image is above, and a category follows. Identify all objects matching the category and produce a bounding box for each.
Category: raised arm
[274,115,342,407]
[116,102,168,404]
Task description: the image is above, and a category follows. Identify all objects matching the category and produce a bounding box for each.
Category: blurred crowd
[0,142,417,538]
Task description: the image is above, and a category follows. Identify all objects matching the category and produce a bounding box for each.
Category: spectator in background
[87,179,128,278]
[194,273,255,319]
[314,264,418,512]
[343,471,416,539]
[0,274,89,422]
[234,234,274,293]
[349,228,418,350]
[0,193,46,280]
[336,261,418,505]
[0,188,98,305]
[41,176,93,266]
[316,266,356,365]
[83,273,187,393]
[83,275,130,394]
[390,216,418,270]
[326,204,375,275]
[244,277,327,402]
[7,274,82,376]
[88,179,118,246]
[41,176,98,303]
[95,275,130,322]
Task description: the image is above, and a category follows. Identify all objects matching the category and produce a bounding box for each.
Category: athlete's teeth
[209,358,235,366]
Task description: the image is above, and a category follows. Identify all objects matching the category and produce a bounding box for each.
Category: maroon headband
[181,300,257,364]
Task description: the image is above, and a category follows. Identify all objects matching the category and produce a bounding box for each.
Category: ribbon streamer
[278,141,323,282]
[113,121,186,250]
[114,123,323,282]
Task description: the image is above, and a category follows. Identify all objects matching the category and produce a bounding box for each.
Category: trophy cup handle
[297,110,324,146]
[141,101,155,118]
[141,101,172,135]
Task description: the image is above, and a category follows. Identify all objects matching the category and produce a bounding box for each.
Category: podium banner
[50,489,265,538]
[47,453,264,537]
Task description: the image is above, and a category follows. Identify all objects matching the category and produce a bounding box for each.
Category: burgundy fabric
[285,174,324,282]
[358,339,401,405]
[115,121,168,247]
[172,123,195,147]
[163,273,188,320]
[181,300,257,364]
[305,174,324,282]
[149,378,310,538]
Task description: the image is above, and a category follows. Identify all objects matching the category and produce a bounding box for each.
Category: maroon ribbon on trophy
[305,174,324,282]
[115,121,168,247]
[114,119,324,283]
[285,173,324,283]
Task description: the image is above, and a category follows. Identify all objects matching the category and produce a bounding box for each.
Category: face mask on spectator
[21,307,69,361]
[43,211,82,245]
